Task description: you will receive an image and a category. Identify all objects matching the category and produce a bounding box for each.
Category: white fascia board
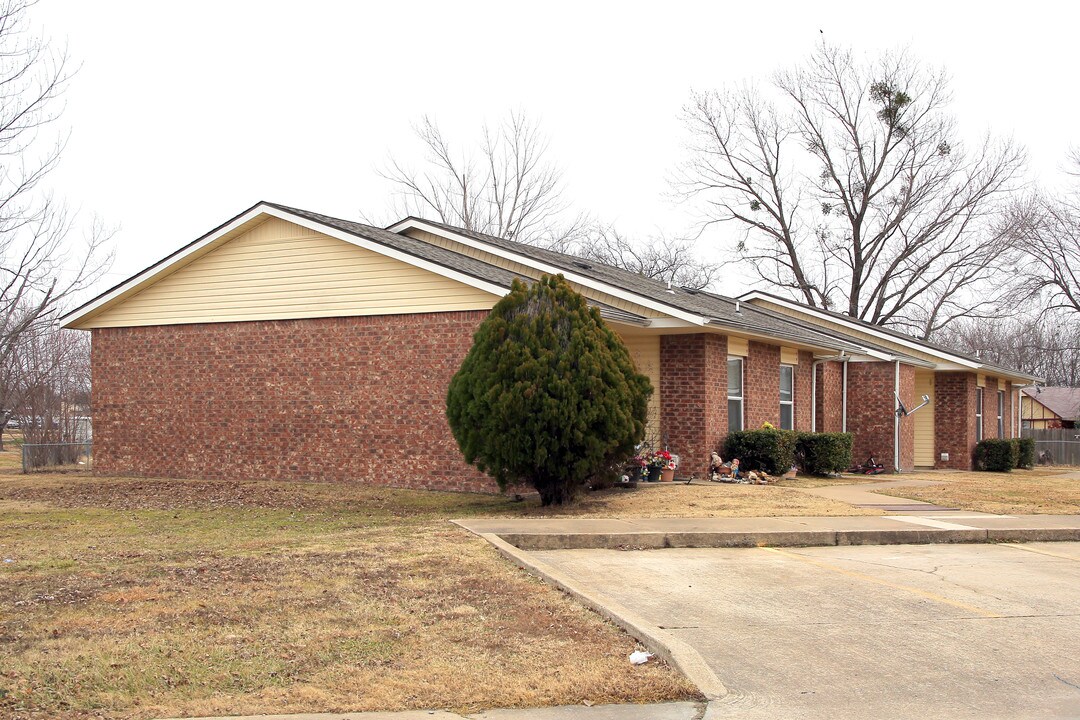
[390,218,705,326]
[739,291,980,369]
[645,318,699,329]
[61,205,509,328]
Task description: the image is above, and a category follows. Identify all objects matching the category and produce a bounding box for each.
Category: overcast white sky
[31,0,1080,297]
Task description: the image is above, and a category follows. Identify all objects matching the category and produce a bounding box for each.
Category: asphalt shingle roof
[1022,387,1080,420]
[390,216,864,353]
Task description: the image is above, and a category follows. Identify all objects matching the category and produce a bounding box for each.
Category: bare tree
[935,313,1080,387]
[380,111,719,290]
[380,111,589,246]
[676,44,1026,337]
[1007,159,1080,319]
[562,227,720,291]
[0,1,112,443]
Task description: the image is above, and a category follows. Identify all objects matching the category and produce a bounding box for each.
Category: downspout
[894,360,901,473]
[842,357,849,433]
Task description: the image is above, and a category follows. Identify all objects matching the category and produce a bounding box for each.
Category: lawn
[874,468,1080,515]
[0,473,701,719]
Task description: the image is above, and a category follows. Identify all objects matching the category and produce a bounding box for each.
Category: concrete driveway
[529,542,1080,719]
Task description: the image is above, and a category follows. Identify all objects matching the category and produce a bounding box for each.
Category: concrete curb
[489,527,1080,551]
[476,531,727,701]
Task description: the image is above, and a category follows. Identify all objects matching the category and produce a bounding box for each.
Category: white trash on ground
[628,650,653,665]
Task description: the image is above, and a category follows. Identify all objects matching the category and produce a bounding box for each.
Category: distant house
[60,202,1040,490]
[1021,387,1080,429]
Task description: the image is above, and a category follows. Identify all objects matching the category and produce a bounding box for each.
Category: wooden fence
[1021,428,1080,467]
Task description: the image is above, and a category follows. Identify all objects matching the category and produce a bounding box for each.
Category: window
[975,388,984,442]
[727,357,743,432]
[997,390,1005,438]
[779,365,794,430]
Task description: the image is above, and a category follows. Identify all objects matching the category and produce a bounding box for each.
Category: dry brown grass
[874,468,1080,515]
[0,475,699,719]
[495,482,881,518]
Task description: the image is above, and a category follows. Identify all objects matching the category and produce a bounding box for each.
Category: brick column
[847,361,905,470]
[660,333,727,479]
[746,341,780,430]
[816,361,845,432]
[795,350,814,431]
[935,372,977,469]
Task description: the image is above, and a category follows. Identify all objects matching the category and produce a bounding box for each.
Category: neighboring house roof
[1022,387,1080,421]
[739,290,1041,383]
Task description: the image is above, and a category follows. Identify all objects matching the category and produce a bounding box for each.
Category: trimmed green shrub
[973,438,1019,472]
[796,432,854,476]
[724,428,798,475]
[446,275,651,506]
[1013,437,1036,470]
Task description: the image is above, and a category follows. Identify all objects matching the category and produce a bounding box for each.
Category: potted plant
[646,450,675,482]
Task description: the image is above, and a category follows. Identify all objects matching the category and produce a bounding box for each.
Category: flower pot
[660,467,675,482]
[647,466,662,482]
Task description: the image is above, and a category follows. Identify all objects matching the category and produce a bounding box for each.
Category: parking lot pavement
[530,543,1080,720]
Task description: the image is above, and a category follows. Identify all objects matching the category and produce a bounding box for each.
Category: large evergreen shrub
[446,275,651,505]
[724,427,798,475]
[1013,437,1036,470]
[973,438,1018,472]
[796,432,854,476]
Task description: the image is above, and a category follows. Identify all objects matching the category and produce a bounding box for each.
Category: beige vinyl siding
[977,374,986,388]
[780,346,799,364]
[914,370,935,467]
[728,336,749,357]
[620,333,661,442]
[76,218,500,328]
[407,229,669,319]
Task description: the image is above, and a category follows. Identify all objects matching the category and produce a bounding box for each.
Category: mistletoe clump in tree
[446,274,651,505]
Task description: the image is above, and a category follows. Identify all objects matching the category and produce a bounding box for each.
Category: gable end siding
[78,218,499,328]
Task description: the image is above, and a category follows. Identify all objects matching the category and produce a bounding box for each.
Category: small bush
[724,428,798,475]
[974,438,1019,472]
[796,432,853,476]
[1013,437,1036,470]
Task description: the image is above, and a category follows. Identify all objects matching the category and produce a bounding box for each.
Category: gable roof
[739,290,1041,382]
[1022,387,1080,420]
[388,216,871,353]
[56,201,1037,382]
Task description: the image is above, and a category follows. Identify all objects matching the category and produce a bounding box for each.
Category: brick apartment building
[61,202,1040,491]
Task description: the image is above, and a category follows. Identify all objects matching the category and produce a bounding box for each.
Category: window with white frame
[997,390,1004,438]
[727,357,743,432]
[779,365,794,430]
[975,387,984,442]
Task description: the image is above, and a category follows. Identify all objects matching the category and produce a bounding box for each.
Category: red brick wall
[746,341,780,430]
[935,372,977,469]
[660,333,727,479]
[91,312,498,492]
[846,361,915,471]
[816,361,845,432]
[795,351,814,431]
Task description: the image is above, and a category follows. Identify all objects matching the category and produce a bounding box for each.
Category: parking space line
[760,546,1004,619]
[1000,543,1080,562]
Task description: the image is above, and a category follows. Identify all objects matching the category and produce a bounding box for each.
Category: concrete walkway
[453,513,1080,550]
[164,703,705,720]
